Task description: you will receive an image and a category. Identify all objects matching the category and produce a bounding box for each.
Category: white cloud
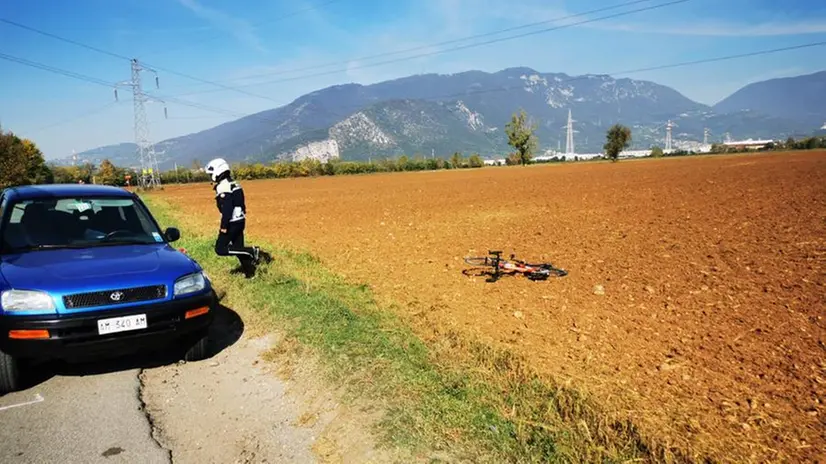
[176,0,266,52]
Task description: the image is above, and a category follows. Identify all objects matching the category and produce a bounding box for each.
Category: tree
[76,162,95,184]
[0,130,53,188]
[0,132,30,188]
[21,138,53,184]
[505,109,537,165]
[468,153,483,168]
[450,152,463,168]
[397,155,410,171]
[604,124,632,161]
[650,146,664,158]
[96,159,120,185]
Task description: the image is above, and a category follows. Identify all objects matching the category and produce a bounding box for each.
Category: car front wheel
[0,349,21,395]
[183,334,210,362]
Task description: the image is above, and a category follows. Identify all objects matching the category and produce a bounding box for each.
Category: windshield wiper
[5,244,68,252]
[91,239,154,247]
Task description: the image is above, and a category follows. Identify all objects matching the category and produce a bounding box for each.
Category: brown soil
[159,151,826,462]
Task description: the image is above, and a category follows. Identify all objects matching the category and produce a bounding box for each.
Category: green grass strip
[143,194,669,464]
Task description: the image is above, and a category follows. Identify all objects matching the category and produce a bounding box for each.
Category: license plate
[97,314,148,335]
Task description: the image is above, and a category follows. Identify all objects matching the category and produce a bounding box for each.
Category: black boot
[240,258,256,279]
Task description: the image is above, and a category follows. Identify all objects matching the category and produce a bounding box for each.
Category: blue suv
[0,184,216,394]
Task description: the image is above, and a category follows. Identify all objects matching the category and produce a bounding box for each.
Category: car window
[1,196,165,253]
[7,202,25,224]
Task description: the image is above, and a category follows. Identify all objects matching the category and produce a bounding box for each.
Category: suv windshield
[1,196,165,253]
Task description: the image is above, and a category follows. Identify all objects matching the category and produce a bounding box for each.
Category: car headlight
[1,290,56,311]
[173,272,206,296]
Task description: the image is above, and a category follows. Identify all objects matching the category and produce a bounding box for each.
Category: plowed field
[159,151,826,462]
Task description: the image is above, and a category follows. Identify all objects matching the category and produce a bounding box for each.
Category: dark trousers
[215,221,255,270]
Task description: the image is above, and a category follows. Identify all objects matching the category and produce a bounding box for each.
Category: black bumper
[0,291,216,361]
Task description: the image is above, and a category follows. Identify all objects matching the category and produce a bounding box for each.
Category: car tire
[0,349,21,395]
[184,334,209,362]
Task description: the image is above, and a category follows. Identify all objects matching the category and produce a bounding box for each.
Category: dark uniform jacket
[213,179,247,230]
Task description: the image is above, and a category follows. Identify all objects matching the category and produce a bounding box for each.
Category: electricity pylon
[115,59,167,189]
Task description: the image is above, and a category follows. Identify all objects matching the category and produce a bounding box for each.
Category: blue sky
[1,0,825,159]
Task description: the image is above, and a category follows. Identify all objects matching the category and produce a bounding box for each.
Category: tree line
[4,119,824,190]
[0,128,490,189]
[708,135,826,154]
[503,108,826,163]
[165,153,486,184]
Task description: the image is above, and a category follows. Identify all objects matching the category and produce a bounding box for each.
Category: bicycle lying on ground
[463,250,568,282]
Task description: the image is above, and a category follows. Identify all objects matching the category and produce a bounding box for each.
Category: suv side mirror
[164,227,181,243]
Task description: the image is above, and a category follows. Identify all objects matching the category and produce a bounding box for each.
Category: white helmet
[205,158,230,182]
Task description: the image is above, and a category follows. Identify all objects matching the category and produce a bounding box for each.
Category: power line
[139,64,284,104]
[161,95,248,119]
[28,101,126,134]
[0,0,687,105]
[0,18,130,62]
[142,0,346,58]
[207,0,658,85]
[601,41,826,74]
[167,115,231,120]
[5,25,823,164]
[0,18,287,104]
[0,51,117,87]
[0,49,249,125]
[0,1,345,105]
[8,38,824,136]
[168,0,693,98]
[166,39,826,159]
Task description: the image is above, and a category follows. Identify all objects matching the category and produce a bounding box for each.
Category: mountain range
[56,68,826,169]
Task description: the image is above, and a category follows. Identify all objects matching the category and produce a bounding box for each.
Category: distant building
[618,149,651,159]
[721,139,775,150]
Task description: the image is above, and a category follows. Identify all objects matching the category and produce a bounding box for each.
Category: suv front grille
[63,285,167,309]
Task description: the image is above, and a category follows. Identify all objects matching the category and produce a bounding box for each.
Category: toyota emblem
[110,291,124,301]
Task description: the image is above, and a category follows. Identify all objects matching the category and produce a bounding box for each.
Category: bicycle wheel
[545,266,568,277]
[463,257,491,266]
[527,263,568,278]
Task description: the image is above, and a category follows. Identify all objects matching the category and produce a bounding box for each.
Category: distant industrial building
[721,138,775,150]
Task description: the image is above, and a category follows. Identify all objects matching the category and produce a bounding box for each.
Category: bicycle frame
[464,250,568,282]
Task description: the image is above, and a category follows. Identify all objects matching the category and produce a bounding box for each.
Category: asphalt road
[0,300,236,464]
[0,363,170,464]
[0,304,386,463]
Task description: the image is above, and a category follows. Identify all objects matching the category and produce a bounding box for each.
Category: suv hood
[0,243,198,297]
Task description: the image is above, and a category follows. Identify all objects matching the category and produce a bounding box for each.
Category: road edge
[137,367,173,463]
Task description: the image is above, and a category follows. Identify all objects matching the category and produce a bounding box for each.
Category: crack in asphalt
[137,368,173,463]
